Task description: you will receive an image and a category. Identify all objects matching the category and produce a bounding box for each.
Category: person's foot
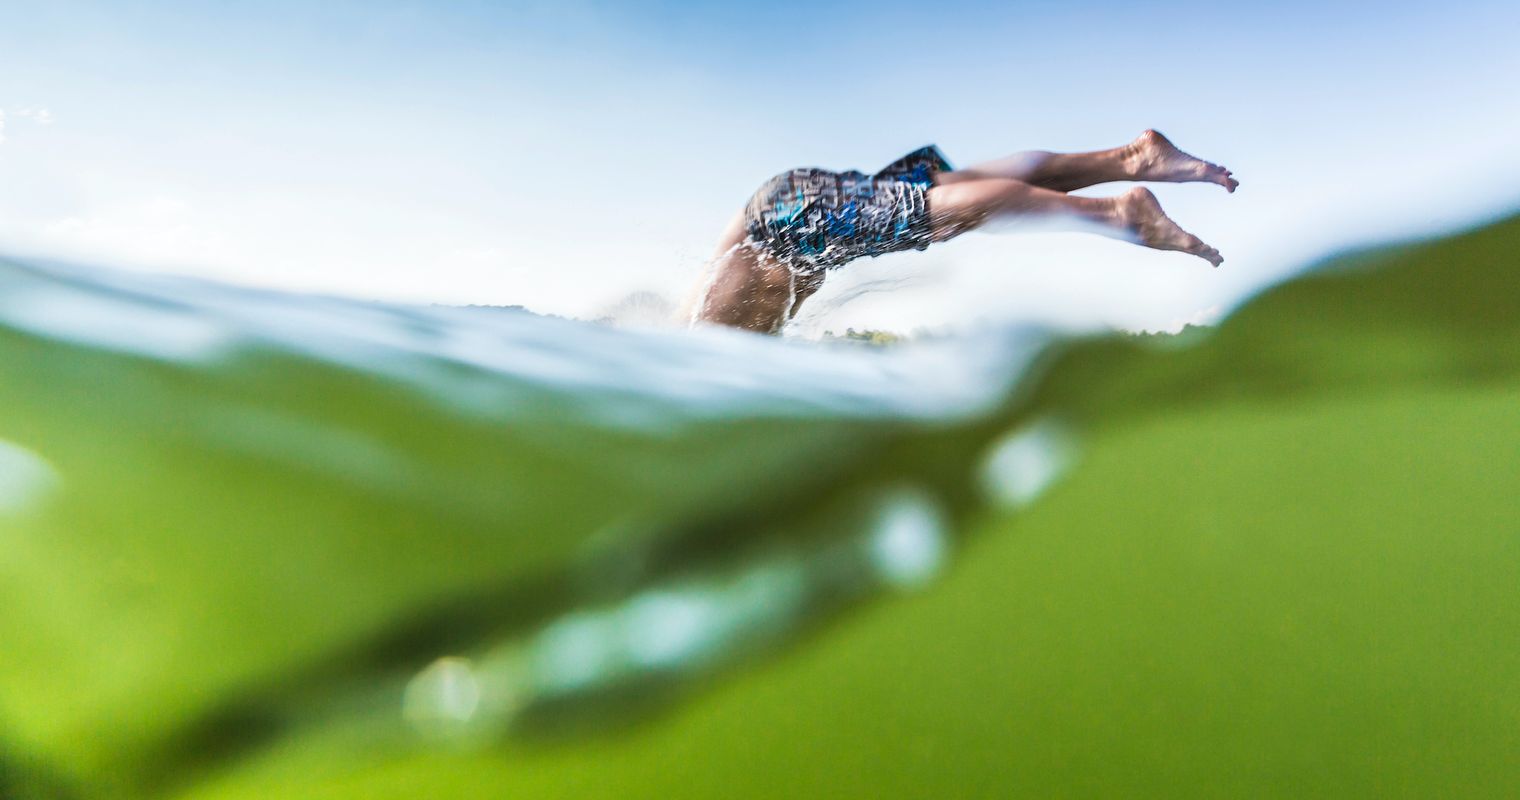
[1126,129,1238,193]
[1117,187,1223,267]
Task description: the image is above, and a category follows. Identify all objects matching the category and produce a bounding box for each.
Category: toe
[1205,164,1236,191]
[1185,237,1222,267]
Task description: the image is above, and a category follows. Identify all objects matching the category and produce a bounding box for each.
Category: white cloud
[17,108,54,126]
[19,194,231,272]
[0,107,54,147]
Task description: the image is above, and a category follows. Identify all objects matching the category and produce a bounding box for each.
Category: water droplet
[867,489,947,590]
[980,419,1075,510]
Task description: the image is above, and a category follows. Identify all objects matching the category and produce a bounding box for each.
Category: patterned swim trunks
[742,145,954,272]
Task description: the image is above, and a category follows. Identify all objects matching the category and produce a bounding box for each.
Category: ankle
[1120,141,1152,178]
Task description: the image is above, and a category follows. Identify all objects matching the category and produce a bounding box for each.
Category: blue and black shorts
[742,145,954,272]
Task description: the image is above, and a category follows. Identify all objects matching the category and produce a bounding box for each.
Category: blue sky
[2,0,1517,333]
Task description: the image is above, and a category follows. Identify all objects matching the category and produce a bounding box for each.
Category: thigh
[924,178,1025,242]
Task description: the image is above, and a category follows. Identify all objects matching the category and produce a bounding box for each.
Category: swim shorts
[742,145,954,271]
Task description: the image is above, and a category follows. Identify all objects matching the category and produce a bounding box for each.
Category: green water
[2,215,1518,798]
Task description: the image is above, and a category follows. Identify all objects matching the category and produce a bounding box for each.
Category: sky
[1,0,1517,334]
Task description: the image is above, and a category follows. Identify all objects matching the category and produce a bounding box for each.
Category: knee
[927,182,994,242]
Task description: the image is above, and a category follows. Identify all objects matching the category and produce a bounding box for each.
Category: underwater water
[2,214,1519,798]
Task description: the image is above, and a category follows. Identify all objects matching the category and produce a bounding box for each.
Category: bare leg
[927,178,1223,267]
[938,130,1238,194]
[693,177,1220,334]
[691,131,1233,333]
